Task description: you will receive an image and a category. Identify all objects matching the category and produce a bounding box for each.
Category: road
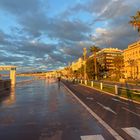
[63,80,140,140]
[0,79,115,140]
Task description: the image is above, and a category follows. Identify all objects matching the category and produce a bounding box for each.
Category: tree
[127,59,138,79]
[89,45,100,80]
[86,58,102,80]
[77,65,84,79]
[113,55,124,80]
[129,11,140,35]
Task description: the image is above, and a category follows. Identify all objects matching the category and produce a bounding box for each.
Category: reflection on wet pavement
[0,79,114,140]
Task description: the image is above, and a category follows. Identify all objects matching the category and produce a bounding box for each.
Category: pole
[83,48,87,80]
[115,85,118,95]
[94,52,97,81]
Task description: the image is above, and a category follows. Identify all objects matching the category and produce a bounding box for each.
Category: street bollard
[100,82,103,90]
[85,80,87,85]
[77,79,78,83]
[115,85,118,95]
[91,81,93,87]
[81,80,82,84]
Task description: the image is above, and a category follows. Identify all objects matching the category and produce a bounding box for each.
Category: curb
[80,83,140,105]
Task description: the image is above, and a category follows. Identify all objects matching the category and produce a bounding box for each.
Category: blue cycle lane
[0,79,115,140]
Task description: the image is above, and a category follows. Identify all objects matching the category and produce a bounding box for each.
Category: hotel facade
[124,40,140,79]
[89,48,123,78]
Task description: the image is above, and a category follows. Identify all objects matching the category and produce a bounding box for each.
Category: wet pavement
[63,80,140,140]
[0,79,115,140]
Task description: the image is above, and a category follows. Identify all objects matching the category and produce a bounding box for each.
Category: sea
[2,76,33,82]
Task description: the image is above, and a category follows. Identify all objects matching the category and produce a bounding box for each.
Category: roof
[0,65,17,68]
[0,66,17,70]
[124,40,140,52]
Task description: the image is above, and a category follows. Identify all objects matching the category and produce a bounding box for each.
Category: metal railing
[64,78,140,102]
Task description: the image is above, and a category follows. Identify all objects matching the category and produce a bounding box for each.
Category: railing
[65,78,140,103]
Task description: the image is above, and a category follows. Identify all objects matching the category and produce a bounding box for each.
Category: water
[16,76,33,82]
[1,76,33,82]
[0,79,114,140]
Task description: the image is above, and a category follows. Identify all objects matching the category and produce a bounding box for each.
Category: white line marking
[86,97,94,100]
[25,122,37,125]
[73,85,78,86]
[136,107,140,110]
[81,134,105,140]
[39,130,62,140]
[62,83,124,140]
[97,102,117,115]
[122,127,140,140]
[122,107,140,117]
[86,91,91,93]
[112,98,128,105]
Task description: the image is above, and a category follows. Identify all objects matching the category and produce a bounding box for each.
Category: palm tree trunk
[94,52,97,80]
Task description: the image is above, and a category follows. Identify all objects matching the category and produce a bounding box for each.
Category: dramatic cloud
[0,0,140,72]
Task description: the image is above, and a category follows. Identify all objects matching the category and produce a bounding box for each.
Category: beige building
[89,48,123,78]
[97,48,123,72]
[124,40,140,79]
[71,58,83,71]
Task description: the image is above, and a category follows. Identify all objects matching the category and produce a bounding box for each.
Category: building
[124,40,140,79]
[89,48,123,78]
[98,48,123,71]
[71,58,83,71]
[0,65,17,85]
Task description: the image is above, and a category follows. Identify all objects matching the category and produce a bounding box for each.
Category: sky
[0,0,140,72]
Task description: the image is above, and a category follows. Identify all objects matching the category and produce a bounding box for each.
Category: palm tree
[90,45,100,80]
[127,59,135,79]
[113,55,124,80]
[129,11,140,35]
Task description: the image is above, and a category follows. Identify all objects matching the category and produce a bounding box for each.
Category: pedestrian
[0,74,2,80]
[58,77,61,82]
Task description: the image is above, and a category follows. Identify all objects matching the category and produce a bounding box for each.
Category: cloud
[0,0,40,15]
[95,28,107,35]
[0,30,12,45]
[0,0,140,71]
[47,19,91,42]
[92,25,139,49]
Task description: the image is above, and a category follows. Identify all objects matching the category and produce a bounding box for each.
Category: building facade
[71,58,83,71]
[97,48,123,72]
[124,40,140,79]
[89,48,123,78]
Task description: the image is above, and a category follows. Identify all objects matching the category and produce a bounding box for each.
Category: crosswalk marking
[81,135,105,140]
[122,127,140,140]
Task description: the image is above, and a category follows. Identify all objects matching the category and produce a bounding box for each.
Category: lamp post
[83,48,87,80]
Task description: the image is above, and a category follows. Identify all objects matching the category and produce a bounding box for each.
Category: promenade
[0,79,140,140]
[0,79,114,140]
